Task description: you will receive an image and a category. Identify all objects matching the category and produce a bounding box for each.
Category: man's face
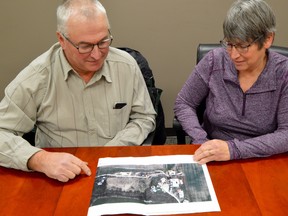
[58,14,110,76]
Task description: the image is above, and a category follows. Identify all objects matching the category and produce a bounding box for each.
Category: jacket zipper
[242,93,246,116]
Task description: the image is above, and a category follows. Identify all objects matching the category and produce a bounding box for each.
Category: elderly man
[0,0,156,182]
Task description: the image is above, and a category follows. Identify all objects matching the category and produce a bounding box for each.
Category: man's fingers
[57,174,70,182]
[73,160,91,176]
[80,161,91,176]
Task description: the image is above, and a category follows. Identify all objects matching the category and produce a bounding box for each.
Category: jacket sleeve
[174,55,212,144]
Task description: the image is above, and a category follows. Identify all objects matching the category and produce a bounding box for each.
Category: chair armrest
[141,130,155,146]
[173,117,187,144]
[23,127,36,146]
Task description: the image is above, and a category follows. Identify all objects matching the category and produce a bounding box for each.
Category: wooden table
[0,145,287,216]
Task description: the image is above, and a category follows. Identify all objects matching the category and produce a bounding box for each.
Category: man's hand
[27,150,91,182]
[193,139,230,164]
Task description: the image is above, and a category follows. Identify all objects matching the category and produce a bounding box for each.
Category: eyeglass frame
[61,30,113,54]
[220,35,264,54]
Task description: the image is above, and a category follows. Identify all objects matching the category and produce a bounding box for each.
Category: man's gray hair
[223,0,276,47]
[57,0,110,35]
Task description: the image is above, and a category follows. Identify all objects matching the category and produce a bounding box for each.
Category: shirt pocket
[107,104,130,138]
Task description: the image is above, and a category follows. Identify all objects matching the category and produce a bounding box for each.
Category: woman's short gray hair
[57,0,110,36]
[223,0,276,47]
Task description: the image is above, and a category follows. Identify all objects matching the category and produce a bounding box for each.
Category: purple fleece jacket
[174,47,288,159]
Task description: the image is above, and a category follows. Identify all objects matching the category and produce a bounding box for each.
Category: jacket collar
[223,50,276,94]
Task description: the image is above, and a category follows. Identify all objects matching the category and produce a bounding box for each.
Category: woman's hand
[193,139,230,164]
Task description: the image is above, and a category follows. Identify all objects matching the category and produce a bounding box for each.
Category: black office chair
[173,43,288,144]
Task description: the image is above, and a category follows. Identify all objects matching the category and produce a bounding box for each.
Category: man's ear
[56,32,66,48]
[264,32,275,49]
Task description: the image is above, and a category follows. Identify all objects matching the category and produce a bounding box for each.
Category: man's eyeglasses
[62,32,113,54]
[220,35,263,54]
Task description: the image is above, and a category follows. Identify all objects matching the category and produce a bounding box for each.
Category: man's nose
[90,45,102,59]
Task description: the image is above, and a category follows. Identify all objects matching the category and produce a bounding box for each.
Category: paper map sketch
[88,155,220,216]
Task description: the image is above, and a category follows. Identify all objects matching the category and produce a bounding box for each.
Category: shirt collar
[59,48,112,83]
[59,49,74,81]
[91,62,112,83]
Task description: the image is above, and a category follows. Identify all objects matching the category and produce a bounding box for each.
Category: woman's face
[226,35,273,73]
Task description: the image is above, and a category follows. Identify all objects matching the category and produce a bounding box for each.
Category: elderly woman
[174,0,288,164]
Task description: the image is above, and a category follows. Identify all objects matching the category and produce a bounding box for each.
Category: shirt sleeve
[0,57,50,170]
[0,84,43,171]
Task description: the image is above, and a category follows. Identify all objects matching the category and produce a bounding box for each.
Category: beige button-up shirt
[0,43,156,171]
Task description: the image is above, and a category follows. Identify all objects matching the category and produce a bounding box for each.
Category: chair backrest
[269,45,288,58]
[197,44,221,63]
